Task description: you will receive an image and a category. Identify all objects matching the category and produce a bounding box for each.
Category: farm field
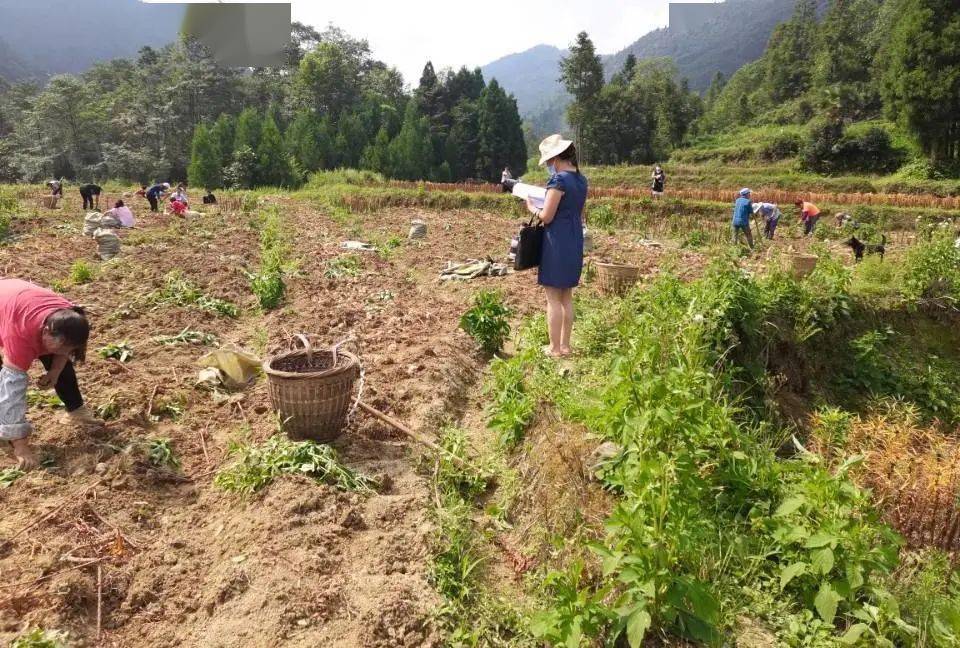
[1,176,960,647]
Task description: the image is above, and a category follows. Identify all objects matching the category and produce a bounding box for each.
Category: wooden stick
[145,384,159,419]
[96,562,103,641]
[4,479,103,544]
[198,425,210,464]
[357,401,476,472]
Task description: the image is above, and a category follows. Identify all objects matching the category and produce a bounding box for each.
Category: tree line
[0,24,528,187]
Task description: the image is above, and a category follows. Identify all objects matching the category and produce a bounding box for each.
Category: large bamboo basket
[263,336,361,443]
[595,262,642,296]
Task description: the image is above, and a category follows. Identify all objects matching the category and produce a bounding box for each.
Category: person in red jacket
[0,279,100,469]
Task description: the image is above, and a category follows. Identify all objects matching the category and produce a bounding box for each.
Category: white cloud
[290,0,690,86]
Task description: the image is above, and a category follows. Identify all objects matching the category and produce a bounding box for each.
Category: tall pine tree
[560,32,604,165]
[234,108,262,156]
[187,123,222,189]
[255,116,292,186]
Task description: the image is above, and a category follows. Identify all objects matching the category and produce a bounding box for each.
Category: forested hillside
[0,24,527,186]
[0,0,183,81]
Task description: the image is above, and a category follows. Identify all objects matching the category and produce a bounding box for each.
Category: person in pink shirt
[104,199,135,228]
[0,279,100,469]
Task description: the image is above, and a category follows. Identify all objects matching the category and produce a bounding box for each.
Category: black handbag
[511,216,544,271]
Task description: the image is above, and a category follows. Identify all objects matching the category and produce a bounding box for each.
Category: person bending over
[0,279,101,469]
[79,183,102,210]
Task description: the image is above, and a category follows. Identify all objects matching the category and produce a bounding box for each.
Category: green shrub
[460,290,512,354]
[900,233,960,305]
[485,356,535,448]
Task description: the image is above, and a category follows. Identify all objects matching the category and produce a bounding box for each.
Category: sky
[147,0,718,85]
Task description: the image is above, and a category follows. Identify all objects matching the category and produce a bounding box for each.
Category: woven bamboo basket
[38,195,60,209]
[263,336,361,443]
[787,253,818,279]
[595,262,642,296]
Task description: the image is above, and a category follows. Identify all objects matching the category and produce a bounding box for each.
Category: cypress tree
[187,123,222,190]
[255,116,292,186]
[210,113,235,168]
[234,108,262,156]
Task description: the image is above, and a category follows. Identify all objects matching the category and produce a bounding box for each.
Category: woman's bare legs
[544,287,564,356]
[560,288,574,355]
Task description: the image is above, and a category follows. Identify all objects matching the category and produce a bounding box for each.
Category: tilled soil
[0,194,683,646]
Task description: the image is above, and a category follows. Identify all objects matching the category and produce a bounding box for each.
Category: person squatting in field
[732,188,754,249]
[79,183,102,210]
[0,279,102,469]
[104,200,135,228]
[524,134,588,358]
[796,199,821,236]
[753,201,782,240]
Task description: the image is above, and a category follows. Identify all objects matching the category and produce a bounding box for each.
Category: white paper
[511,182,546,209]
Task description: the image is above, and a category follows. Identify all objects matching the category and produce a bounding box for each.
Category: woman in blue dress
[524,134,588,357]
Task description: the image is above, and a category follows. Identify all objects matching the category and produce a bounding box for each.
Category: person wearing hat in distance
[523,134,588,358]
[732,188,754,249]
[795,198,821,236]
[0,279,102,469]
[145,182,170,213]
[753,201,782,240]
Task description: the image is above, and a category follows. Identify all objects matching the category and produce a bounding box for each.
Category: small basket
[595,262,642,296]
[263,336,361,442]
[787,253,818,279]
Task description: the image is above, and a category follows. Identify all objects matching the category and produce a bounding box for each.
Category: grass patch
[68,259,96,284]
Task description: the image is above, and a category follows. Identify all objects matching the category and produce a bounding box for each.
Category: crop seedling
[98,341,133,362]
[247,267,285,310]
[69,259,95,284]
[147,438,181,471]
[460,290,512,354]
[324,254,363,279]
[94,399,121,421]
[214,435,377,495]
[1,466,25,488]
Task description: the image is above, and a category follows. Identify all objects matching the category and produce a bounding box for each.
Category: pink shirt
[0,279,73,369]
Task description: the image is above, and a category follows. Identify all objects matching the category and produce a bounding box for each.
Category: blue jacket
[732,197,752,227]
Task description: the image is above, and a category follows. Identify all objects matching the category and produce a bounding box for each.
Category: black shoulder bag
[512,215,544,271]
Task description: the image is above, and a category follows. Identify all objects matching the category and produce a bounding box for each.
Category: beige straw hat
[538,133,573,166]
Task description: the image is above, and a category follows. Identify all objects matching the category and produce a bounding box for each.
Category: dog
[844,234,886,262]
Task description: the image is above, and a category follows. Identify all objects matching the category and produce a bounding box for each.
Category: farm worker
[732,188,754,249]
[753,202,781,240]
[651,165,666,197]
[46,179,63,198]
[795,199,821,236]
[202,190,217,205]
[501,167,514,193]
[135,184,148,199]
[170,199,188,217]
[524,134,587,358]
[145,182,169,213]
[0,279,100,469]
[78,183,102,211]
[170,184,188,206]
[104,199,134,228]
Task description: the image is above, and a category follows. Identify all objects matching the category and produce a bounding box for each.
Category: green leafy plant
[148,272,239,318]
[485,355,535,448]
[69,259,95,284]
[460,290,512,354]
[0,466,25,488]
[94,398,121,421]
[214,435,376,495]
[324,254,363,279]
[146,438,181,471]
[26,389,63,409]
[10,628,69,648]
[98,341,133,362]
[681,229,710,249]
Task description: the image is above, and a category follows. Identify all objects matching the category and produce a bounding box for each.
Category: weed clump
[148,272,239,318]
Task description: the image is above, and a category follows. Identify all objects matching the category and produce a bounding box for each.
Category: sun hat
[538,134,574,166]
[739,187,752,197]
[163,182,171,188]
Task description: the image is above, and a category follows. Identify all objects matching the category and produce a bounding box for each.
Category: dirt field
[0,189,907,645]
